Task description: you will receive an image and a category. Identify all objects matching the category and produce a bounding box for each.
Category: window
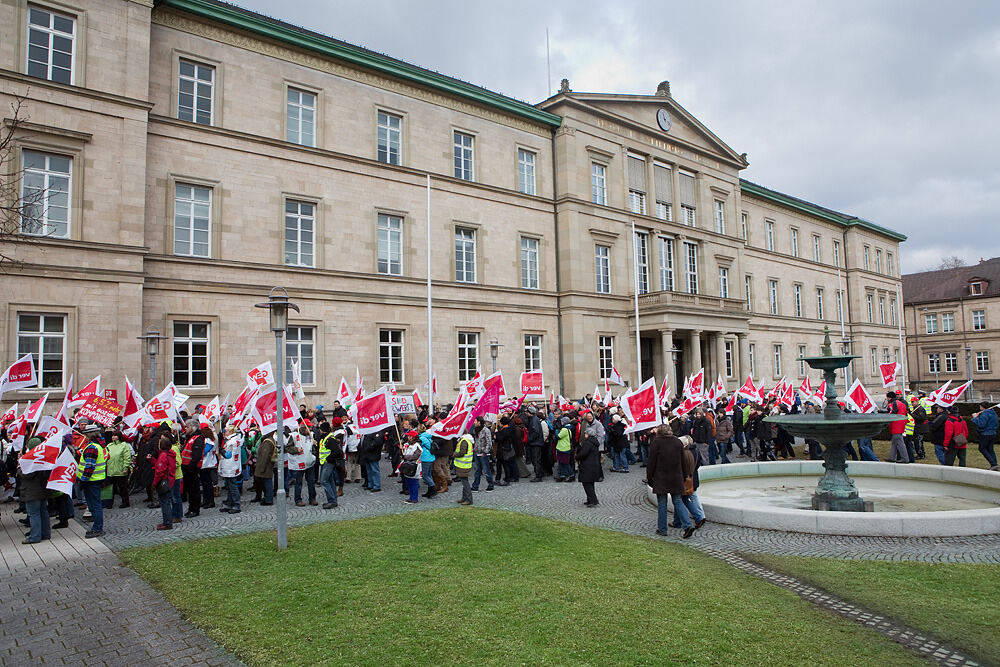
[455,227,476,283]
[286,88,316,147]
[765,220,775,251]
[453,131,474,181]
[890,297,897,327]
[173,184,211,257]
[832,240,841,267]
[773,344,782,377]
[591,162,607,205]
[973,309,986,331]
[863,245,871,271]
[866,293,874,323]
[284,200,314,267]
[377,214,402,276]
[524,334,542,372]
[595,244,610,294]
[379,329,404,383]
[894,348,900,364]
[20,149,71,238]
[883,348,891,363]
[879,296,886,325]
[457,332,479,381]
[724,341,734,378]
[925,315,938,334]
[741,212,748,243]
[627,154,647,214]
[177,59,214,125]
[683,241,698,294]
[377,111,401,165]
[944,352,958,373]
[745,275,753,312]
[654,162,672,221]
[942,313,955,333]
[714,200,726,234]
[719,267,729,299]
[285,326,315,385]
[870,348,878,375]
[598,336,614,380]
[634,231,649,294]
[518,149,536,195]
[520,236,539,289]
[173,322,209,387]
[790,228,799,257]
[971,282,984,296]
[928,353,941,374]
[793,284,803,318]
[659,237,674,291]
[816,288,825,320]
[887,252,894,277]
[875,249,883,274]
[679,170,696,226]
[26,5,75,84]
[836,290,844,323]
[768,279,779,315]
[812,235,821,262]
[798,345,807,377]
[17,313,65,389]
[749,343,756,376]
[977,351,990,372]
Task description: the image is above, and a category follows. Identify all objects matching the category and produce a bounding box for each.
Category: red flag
[69,375,102,408]
[846,379,876,414]
[351,387,393,435]
[779,382,795,408]
[23,392,49,423]
[736,375,758,401]
[433,408,471,440]
[46,447,78,495]
[0,353,37,397]
[122,377,145,429]
[519,371,544,399]
[482,371,506,397]
[878,362,899,389]
[620,378,659,434]
[246,361,274,388]
[1,403,17,424]
[412,389,424,408]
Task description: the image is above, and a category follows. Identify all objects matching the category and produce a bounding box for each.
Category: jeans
[404,476,420,501]
[669,493,692,529]
[858,438,879,461]
[844,443,858,461]
[934,444,947,465]
[25,499,51,542]
[638,443,649,464]
[503,458,520,482]
[736,431,748,455]
[471,455,494,490]
[365,460,381,491]
[304,465,317,502]
[708,437,730,465]
[320,462,339,504]
[979,434,998,467]
[624,448,636,465]
[944,447,967,467]
[256,476,274,503]
[223,476,240,511]
[460,477,472,503]
[285,469,304,501]
[683,493,706,523]
[557,461,574,479]
[157,487,173,526]
[656,493,675,532]
[172,479,183,520]
[421,461,436,489]
[612,449,629,471]
[81,481,103,532]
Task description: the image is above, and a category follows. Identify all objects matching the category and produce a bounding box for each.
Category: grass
[121,508,928,666]
[870,439,993,469]
[753,555,1000,665]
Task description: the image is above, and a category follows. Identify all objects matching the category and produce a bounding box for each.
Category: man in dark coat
[576,434,602,507]
[646,425,695,538]
[525,406,546,481]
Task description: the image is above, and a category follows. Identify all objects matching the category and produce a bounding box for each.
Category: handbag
[683,476,694,496]
[399,460,418,477]
[156,479,170,495]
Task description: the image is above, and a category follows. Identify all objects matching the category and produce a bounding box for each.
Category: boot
[337,486,344,497]
[52,519,70,529]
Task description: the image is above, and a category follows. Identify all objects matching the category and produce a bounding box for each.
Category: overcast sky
[239,0,1000,274]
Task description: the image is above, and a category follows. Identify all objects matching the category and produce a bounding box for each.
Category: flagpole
[837,266,849,395]
[895,283,907,392]
[426,174,434,413]
[631,219,641,386]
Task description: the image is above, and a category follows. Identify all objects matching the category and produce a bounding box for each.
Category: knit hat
[330,417,342,427]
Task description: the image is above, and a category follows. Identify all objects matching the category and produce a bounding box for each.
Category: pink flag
[46,447,78,496]
[246,361,273,388]
[470,378,502,420]
[23,392,49,423]
[620,378,659,434]
[878,362,899,389]
[519,371,544,399]
[351,387,393,435]
[0,353,37,397]
[845,379,876,414]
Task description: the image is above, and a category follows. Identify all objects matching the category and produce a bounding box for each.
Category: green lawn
[870,439,993,469]
[122,509,927,666]
[753,555,1000,665]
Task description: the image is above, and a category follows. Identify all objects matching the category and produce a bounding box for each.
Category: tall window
[520,236,539,289]
[765,220,775,251]
[887,252,894,276]
[455,228,476,283]
[718,267,729,299]
[745,275,753,312]
[654,162,672,221]
[944,352,958,373]
[977,351,990,372]
[679,170,696,226]
[836,290,844,323]
[595,244,610,294]
[627,154,647,215]
[883,348,891,363]
[866,294,874,323]
[21,149,71,238]
[863,245,871,271]
[793,284,803,318]
[812,235,821,262]
[17,313,65,388]
[173,322,209,387]
[457,332,479,381]
[928,353,941,374]
[634,231,649,295]
[941,312,955,333]
[659,237,674,291]
[518,149,536,195]
[286,88,316,147]
[798,345,807,377]
[816,288,825,320]
[870,348,878,375]
[832,240,841,267]
[377,214,402,275]
[377,111,402,165]
[890,297,897,326]
[741,212,748,243]
[925,314,938,334]
[598,336,614,380]
[875,249,883,274]
[773,344,782,377]
[379,329,404,383]
[877,296,886,325]
[768,279,779,315]
[26,5,75,84]
[683,241,698,294]
[286,326,315,384]
[524,334,542,372]
[177,59,214,125]
[453,131,474,181]
[284,200,314,267]
[749,343,756,376]
[724,341,734,378]
[973,309,986,331]
[790,228,799,257]
[174,184,211,257]
[591,162,607,205]
[714,200,726,234]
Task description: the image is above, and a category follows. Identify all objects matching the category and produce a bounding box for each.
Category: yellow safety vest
[904,414,915,436]
[78,444,107,482]
[318,431,343,465]
[454,436,474,469]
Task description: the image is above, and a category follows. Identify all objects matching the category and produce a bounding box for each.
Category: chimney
[656,80,671,97]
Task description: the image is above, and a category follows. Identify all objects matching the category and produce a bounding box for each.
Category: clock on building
[656,107,671,131]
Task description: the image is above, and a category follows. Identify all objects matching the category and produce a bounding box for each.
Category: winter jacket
[886,399,908,435]
[153,449,176,488]
[645,435,685,496]
[972,409,999,437]
[473,426,493,457]
[576,435,602,483]
[943,415,969,449]
[691,417,713,444]
[418,431,436,463]
[608,421,628,451]
[106,440,133,478]
[715,416,734,443]
[928,411,949,447]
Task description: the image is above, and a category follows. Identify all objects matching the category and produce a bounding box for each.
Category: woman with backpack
[943,406,969,467]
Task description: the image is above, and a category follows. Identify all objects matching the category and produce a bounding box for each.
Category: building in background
[0,0,905,409]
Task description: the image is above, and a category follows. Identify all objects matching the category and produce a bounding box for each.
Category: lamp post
[965,345,973,400]
[668,346,680,394]
[254,287,300,550]
[488,338,503,374]
[136,327,167,397]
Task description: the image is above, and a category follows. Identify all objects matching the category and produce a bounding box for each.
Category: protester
[454,433,474,505]
[218,424,243,514]
[152,436,176,530]
[971,402,999,470]
[254,433,276,506]
[470,416,494,492]
[645,425,695,539]
[77,430,107,539]
[105,430,133,508]
[943,406,969,467]
[400,431,423,504]
[576,432,601,507]
[317,421,343,509]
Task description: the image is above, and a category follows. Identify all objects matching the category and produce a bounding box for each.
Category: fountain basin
[646,461,1000,537]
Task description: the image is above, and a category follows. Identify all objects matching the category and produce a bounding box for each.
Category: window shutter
[627,155,646,193]
[654,163,671,203]
[679,171,696,206]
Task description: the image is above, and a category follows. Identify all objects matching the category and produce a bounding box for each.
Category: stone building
[903,258,1000,399]
[0,0,905,410]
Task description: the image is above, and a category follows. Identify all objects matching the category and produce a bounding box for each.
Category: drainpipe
[550,126,565,395]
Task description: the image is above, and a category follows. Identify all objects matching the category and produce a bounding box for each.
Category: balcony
[637,290,746,313]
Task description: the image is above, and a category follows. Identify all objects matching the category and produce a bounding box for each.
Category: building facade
[0,0,906,410]
[903,259,1000,399]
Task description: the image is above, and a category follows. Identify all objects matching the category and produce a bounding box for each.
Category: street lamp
[965,345,973,400]
[488,338,503,373]
[254,287,300,550]
[668,346,680,394]
[136,327,168,397]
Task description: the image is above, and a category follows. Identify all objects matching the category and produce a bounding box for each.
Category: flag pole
[837,266,849,395]
[895,283,907,392]
[426,174,434,413]
[631,219,641,386]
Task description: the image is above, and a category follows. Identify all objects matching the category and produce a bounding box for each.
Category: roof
[903,258,1000,303]
[156,0,561,128]
[740,179,907,241]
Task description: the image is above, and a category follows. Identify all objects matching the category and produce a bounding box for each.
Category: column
[689,330,702,374]
[660,329,674,388]
[737,333,750,380]
[715,333,727,381]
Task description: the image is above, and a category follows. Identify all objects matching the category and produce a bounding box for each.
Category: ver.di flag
[251,384,298,436]
[69,375,102,409]
[351,387,393,435]
[1,403,17,424]
[878,362,900,389]
[519,370,544,399]
[619,377,659,434]
[845,379,876,414]
[247,361,274,388]
[0,353,37,398]
[46,447,78,496]
[23,392,49,423]
[609,366,625,387]
[19,416,69,474]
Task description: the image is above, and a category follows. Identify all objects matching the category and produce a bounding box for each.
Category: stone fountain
[764,327,907,511]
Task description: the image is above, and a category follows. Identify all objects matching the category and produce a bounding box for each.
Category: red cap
[330,417,342,427]
[405,429,419,438]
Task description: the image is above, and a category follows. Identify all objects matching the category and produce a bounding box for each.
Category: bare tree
[0,93,46,271]
[936,255,967,271]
